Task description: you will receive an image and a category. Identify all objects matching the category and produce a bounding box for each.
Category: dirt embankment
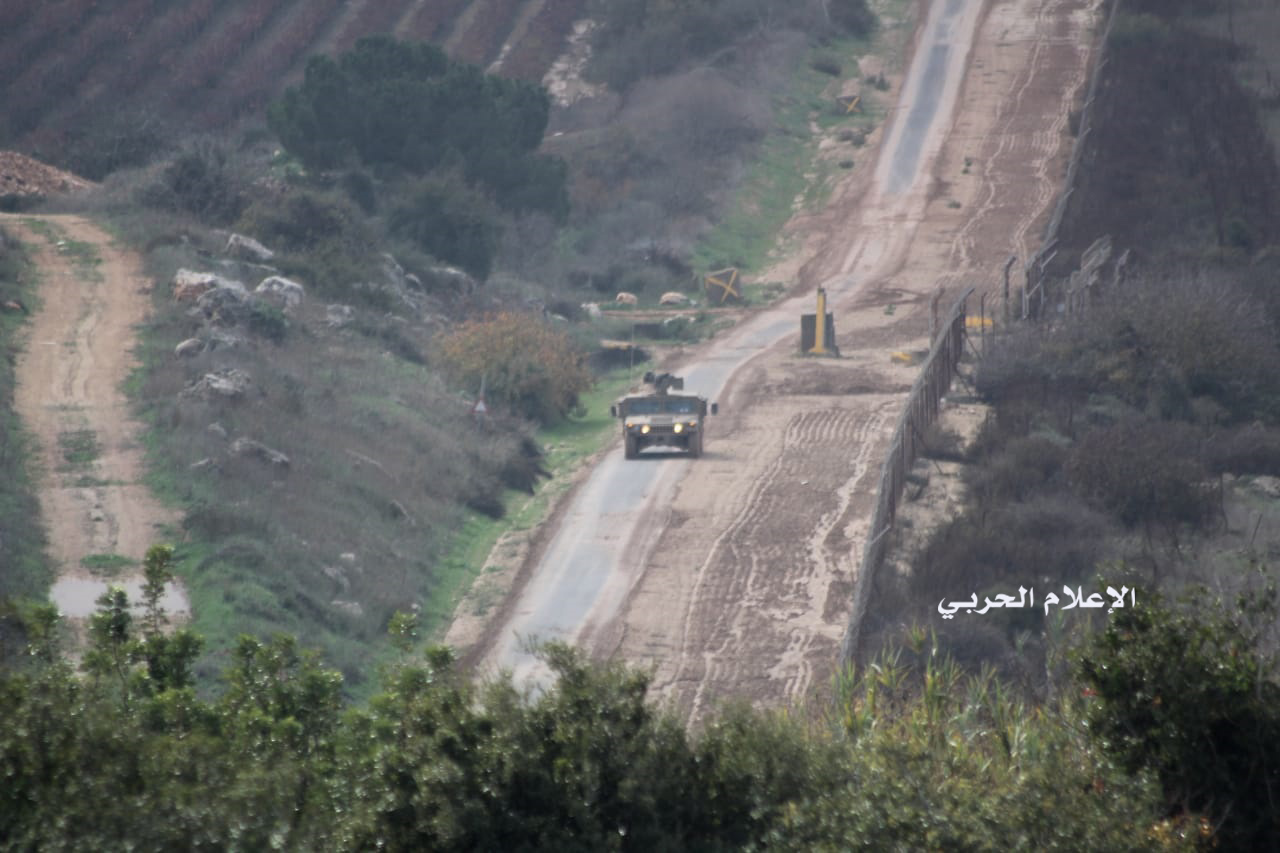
[6,212,186,624]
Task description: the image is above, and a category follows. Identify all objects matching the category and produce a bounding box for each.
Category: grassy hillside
[2,1,882,688]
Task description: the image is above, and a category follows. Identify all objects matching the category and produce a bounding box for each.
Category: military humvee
[610,372,718,459]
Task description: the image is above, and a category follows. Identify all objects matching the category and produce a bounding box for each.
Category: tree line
[3,545,1277,848]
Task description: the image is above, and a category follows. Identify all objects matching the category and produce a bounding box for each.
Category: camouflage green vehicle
[610,372,718,459]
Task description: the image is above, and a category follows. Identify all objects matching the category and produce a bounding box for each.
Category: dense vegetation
[853,4,1280,843]
[12,573,1278,849]
[0,230,49,629]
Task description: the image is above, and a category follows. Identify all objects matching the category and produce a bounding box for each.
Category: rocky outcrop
[326,304,354,328]
[181,368,252,400]
[254,275,304,313]
[224,233,275,262]
[174,337,203,357]
[229,437,290,468]
[172,269,224,302]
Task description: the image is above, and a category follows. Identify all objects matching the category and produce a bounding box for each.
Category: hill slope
[0,0,585,170]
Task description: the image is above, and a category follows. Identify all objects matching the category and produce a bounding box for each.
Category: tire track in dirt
[941,0,1097,286]
[600,0,1100,726]
[6,214,185,622]
[653,398,898,724]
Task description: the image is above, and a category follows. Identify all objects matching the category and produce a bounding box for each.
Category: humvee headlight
[641,424,651,434]
[673,423,683,434]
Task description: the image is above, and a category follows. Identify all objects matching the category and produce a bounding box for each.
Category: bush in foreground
[1,576,1241,850]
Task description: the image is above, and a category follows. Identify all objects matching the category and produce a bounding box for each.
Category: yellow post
[812,287,828,355]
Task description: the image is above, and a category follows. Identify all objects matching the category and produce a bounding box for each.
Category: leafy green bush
[436,312,592,424]
[1066,418,1215,532]
[0,599,1183,851]
[247,301,287,344]
[387,177,502,280]
[137,140,250,225]
[1077,587,1280,848]
[268,37,566,221]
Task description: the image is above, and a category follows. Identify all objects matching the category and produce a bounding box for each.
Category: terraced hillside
[0,0,585,152]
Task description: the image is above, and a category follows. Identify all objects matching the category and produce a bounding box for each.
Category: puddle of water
[51,576,191,619]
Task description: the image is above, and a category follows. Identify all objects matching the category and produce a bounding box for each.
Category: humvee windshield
[626,398,698,415]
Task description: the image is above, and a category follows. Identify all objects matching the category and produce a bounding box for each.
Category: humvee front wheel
[625,433,639,459]
[688,432,703,458]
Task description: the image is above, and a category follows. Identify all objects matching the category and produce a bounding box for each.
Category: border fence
[838,286,974,667]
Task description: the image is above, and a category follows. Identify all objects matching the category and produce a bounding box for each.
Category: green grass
[0,226,52,605]
[20,218,103,280]
[57,429,100,468]
[426,369,638,642]
[691,35,891,282]
[80,553,135,574]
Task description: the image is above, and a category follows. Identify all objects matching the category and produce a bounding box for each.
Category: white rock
[224,232,275,262]
[174,337,203,357]
[254,275,305,312]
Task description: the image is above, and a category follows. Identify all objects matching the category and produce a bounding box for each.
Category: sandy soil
[451,0,1102,725]
[6,214,186,625]
[626,0,1099,724]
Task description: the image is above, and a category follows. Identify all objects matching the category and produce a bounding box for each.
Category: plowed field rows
[1,0,582,147]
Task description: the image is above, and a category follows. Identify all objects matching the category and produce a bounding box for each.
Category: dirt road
[455,0,1100,723]
[6,214,186,621]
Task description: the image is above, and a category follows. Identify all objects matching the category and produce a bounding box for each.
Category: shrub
[829,0,876,35]
[967,433,1068,503]
[810,55,842,76]
[268,36,566,219]
[913,494,1109,602]
[247,301,287,344]
[1206,423,1280,476]
[436,312,592,425]
[1077,588,1280,848]
[388,177,502,281]
[235,187,363,252]
[138,140,250,224]
[1066,418,1214,532]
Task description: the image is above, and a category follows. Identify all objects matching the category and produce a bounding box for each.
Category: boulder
[332,599,364,618]
[172,269,221,302]
[615,291,638,305]
[174,338,203,358]
[321,564,351,592]
[191,279,250,326]
[224,232,275,262]
[206,328,246,351]
[1251,475,1280,499]
[181,368,252,400]
[254,275,305,312]
[326,304,354,328]
[423,262,478,293]
[230,437,290,468]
